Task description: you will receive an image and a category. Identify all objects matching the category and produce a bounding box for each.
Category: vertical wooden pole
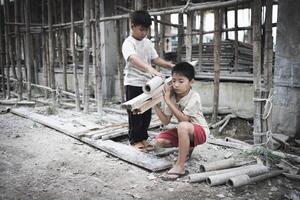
[15,0,22,100]
[3,0,10,99]
[0,5,5,98]
[83,0,91,113]
[224,8,229,40]
[61,0,67,92]
[234,3,239,72]
[48,0,56,102]
[198,11,204,72]
[24,0,32,100]
[262,0,273,146]
[70,0,81,111]
[177,13,183,62]
[116,20,125,102]
[95,0,103,113]
[186,11,193,62]
[263,0,273,90]
[212,9,222,123]
[91,0,97,100]
[42,0,49,98]
[154,17,159,53]
[252,0,262,144]
[135,0,143,10]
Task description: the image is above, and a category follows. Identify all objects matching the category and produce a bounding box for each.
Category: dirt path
[0,111,298,200]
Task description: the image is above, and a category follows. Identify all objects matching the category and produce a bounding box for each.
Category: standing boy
[122,10,174,151]
[154,62,210,181]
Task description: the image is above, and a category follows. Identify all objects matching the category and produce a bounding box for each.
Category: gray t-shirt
[122,35,159,87]
[163,89,210,137]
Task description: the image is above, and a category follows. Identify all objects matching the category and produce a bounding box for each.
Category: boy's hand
[163,84,173,103]
[148,67,164,77]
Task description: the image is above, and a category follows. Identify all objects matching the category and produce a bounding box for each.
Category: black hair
[171,62,195,81]
[130,10,152,28]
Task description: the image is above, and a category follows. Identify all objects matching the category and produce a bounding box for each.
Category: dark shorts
[156,124,206,147]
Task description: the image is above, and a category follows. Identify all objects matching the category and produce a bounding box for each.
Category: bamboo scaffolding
[70,0,81,112]
[61,0,68,92]
[0,5,5,98]
[14,0,23,100]
[24,0,32,100]
[252,0,263,144]
[83,0,91,114]
[3,0,11,99]
[212,8,222,123]
[48,0,56,102]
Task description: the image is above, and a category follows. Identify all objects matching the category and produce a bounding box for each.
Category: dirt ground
[1,105,299,200]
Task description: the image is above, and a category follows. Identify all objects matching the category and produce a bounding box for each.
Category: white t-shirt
[122,35,159,87]
[163,89,210,137]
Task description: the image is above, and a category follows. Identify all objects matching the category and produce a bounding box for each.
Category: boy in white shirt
[154,62,210,181]
[122,10,174,151]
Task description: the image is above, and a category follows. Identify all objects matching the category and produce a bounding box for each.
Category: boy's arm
[152,57,174,69]
[128,55,163,77]
[153,105,171,125]
[163,85,191,122]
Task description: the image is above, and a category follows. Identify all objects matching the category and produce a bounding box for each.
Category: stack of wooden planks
[180,39,253,74]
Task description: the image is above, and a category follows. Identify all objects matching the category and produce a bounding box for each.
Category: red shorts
[156,124,206,147]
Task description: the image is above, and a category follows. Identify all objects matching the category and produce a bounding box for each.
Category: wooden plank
[10,107,172,171]
[81,138,172,172]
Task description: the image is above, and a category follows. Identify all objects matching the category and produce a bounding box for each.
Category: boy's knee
[177,122,193,132]
[155,138,171,148]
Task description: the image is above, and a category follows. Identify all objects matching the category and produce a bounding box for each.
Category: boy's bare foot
[142,140,155,151]
[131,142,145,152]
[162,165,189,181]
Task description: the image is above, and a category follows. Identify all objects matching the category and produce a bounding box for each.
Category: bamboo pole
[61,0,68,92]
[0,6,5,98]
[177,13,183,62]
[3,0,10,99]
[264,0,273,90]
[198,11,204,71]
[48,0,56,102]
[24,0,32,100]
[200,158,236,172]
[14,0,22,101]
[212,8,222,123]
[116,20,125,102]
[95,0,103,113]
[227,170,283,187]
[70,0,81,112]
[41,0,49,98]
[186,11,193,62]
[252,0,262,144]
[234,3,239,71]
[91,0,97,104]
[83,0,91,114]
[206,164,268,186]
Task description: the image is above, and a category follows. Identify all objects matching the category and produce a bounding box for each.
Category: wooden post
[261,0,273,146]
[0,5,5,98]
[234,3,239,72]
[48,0,56,102]
[61,0,68,92]
[186,11,193,62]
[95,0,103,113]
[224,8,229,40]
[83,0,91,113]
[14,0,22,100]
[3,0,10,99]
[135,0,143,10]
[70,0,81,112]
[159,14,165,59]
[198,11,204,72]
[154,16,159,53]
[177,13,184,62]
[252,0,262,144]
[42,0,49,98]
[263,0,273,90]
[24,0,32,100]
[91,0,97,102]
[116,20,125,102]
[212,8,222,123]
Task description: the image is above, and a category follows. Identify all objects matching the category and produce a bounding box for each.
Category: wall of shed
[272,0,300,138]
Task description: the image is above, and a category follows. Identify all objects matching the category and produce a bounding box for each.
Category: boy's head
[171,62,195,96]
[130,10,152,40]
[171,62,195,81]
